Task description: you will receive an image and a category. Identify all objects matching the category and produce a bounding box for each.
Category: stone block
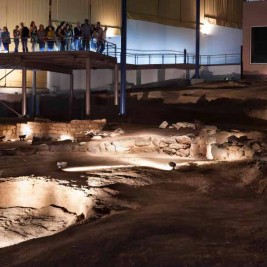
[152,137,161,147]
[174,136,191,145]
[105,143,116,153]
[163,147,176,155]
[211,144,229,161]
[176,149,190,157]
[112,139,135,153]
[173,122,195,130]
[169,143,190,150]
[159,121,168,129]
[135,137,151,147]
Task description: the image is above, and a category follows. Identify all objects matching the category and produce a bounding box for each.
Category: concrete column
[22,68,27,116]
[32,70,36,117]
[69,71,74,120]
[85,58,91,116]
[136,70,141,85]
[114,64,119,106]
[120,0,127,115]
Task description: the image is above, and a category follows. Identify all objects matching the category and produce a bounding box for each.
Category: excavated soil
[1,117,267,266]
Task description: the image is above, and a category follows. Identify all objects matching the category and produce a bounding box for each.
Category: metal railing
[0,37,240,66]
[113,50,241,66]
[0,37,117,57]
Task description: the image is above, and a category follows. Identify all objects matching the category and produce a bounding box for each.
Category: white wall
[108,19,242,55]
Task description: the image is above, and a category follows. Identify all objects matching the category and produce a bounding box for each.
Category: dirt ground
[2,80,267,266]
[1,146,267,266]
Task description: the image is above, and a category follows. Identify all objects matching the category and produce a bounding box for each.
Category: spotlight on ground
[57,162,68,169]
[19,135,26,141]
[0,136,5,142]
[169,162,176,170]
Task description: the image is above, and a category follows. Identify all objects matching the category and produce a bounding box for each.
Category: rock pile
[87,135,195,158]
[158,121,267,161]
[212,135,267,161]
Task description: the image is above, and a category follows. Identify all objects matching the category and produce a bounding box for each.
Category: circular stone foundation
[0,177,92,248]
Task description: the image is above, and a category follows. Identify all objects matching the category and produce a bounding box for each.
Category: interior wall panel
[51,0,89,24]
[91,0,121,26]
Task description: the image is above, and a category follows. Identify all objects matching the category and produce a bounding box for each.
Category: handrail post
[107,41,109,56]
[184,49,187,64]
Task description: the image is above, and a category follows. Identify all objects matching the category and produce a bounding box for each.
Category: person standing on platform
[96,22,107,54]
[74,22,82,51]
[65,24,72,51]
[45,21,55,33]
[37,24,46,52]
[20,22,29,52]
[13,25,20,52]
[30,21,38,52]
[56,21,66,51]
[81,19,91,51]
[1,27,10,53]
[47,26,56,51]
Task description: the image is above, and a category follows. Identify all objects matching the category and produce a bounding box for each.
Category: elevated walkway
[0,51,119,118]
[0,51,117,74]
[0,50,195,119]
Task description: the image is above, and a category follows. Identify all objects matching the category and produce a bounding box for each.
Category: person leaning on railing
[37,24,46,52]
[30,21,38,52]
[90,24,97,51]
[46,26,56,51]
[74,22,82,51]
[20,22,29,52]
[96,22,107,54]
[13,25,20,52]
[1,27,11,53]
[65,23,73,51]
[56,21,67,51]
[81,19,91,51]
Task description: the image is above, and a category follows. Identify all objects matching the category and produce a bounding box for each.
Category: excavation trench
[0,177,92,248]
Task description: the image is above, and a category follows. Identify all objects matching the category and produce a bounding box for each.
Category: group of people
[0,19,108,53]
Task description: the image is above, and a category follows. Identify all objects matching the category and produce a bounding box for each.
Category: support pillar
[69,71,74,120]
[22,68,27,116]
[85,58,91,117]
[195,0,201,79]
[120,0,127,115]
[32,70,36,118]
[114,64,119,106]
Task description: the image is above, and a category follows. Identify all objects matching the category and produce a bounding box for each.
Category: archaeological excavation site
[1,104,267,266]
[2,0,267,266]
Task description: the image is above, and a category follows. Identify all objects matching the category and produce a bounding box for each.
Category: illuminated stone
[159,121,168,129]
[135,137,151,147]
